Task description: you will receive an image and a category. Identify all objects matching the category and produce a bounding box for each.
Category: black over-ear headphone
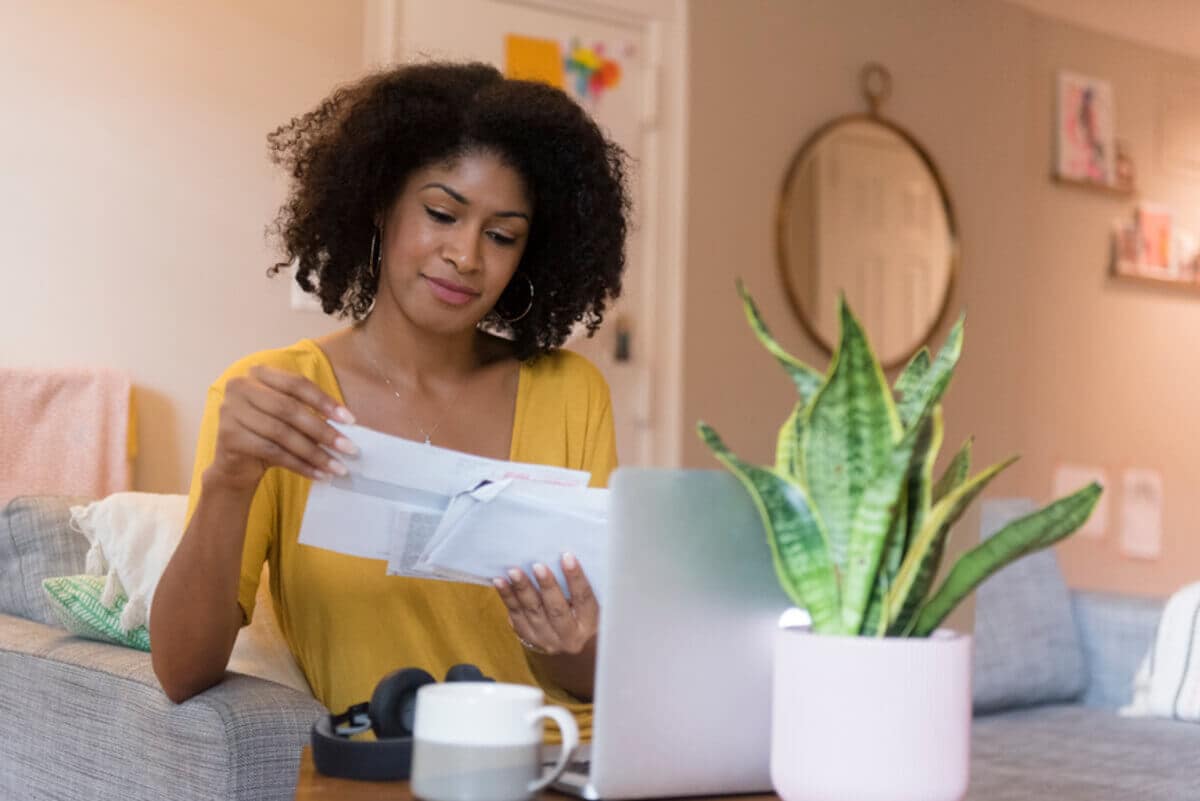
[311,663,494,781]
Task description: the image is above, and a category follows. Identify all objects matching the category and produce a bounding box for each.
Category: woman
[149,62,629,740]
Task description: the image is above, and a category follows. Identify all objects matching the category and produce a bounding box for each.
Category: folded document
[418,479,608,601]
[297,422,609,601]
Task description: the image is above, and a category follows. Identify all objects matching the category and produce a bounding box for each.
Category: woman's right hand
[204,365,358,491]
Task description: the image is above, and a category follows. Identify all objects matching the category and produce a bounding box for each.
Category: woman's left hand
[493,552,598,656]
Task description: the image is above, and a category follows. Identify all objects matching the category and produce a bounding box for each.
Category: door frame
[362,0,688,467]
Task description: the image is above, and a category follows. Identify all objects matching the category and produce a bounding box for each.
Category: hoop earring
[495,273,534,324]
[368,227,382,284]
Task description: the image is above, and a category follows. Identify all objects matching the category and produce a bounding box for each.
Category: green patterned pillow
[42,575,151,651]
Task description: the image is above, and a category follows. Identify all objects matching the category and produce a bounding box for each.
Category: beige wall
[7,1,1197,597]
[1,1,359,493]
[1021,19,1200,596]
[684,0,1200,599]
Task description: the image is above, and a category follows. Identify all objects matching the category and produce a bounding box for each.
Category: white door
[815,123,949,362]
[383,0,658,466]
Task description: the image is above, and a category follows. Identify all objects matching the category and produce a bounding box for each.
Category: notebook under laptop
[551,468,791,800]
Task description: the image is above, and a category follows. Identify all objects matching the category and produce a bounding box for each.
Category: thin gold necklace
[363,343,463,446]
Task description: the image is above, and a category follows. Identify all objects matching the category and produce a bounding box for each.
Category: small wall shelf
[1110,268,1200,295]
[1052,172,1136,197]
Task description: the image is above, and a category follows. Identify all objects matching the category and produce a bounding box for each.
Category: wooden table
[294,746,779,801]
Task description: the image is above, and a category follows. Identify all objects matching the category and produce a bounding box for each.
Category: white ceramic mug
[410,682,579,801]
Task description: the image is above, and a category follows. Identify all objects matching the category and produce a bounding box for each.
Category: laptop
[551,468,792,799]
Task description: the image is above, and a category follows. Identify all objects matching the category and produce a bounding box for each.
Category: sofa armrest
[0,613,324,801]
[1070,590,1163,709]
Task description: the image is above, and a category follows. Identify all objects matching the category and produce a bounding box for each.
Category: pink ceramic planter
[771,624,973,801]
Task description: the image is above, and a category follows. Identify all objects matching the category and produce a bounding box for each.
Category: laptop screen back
[589,468,791,799]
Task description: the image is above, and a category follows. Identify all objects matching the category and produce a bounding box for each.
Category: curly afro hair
[266,61,631,361]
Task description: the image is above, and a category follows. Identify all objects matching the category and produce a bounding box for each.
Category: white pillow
[1121,581,1200,722]
[68,492,311,696]
[70,492,187,632]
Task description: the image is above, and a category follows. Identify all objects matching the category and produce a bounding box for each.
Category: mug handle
[526,705,580,794]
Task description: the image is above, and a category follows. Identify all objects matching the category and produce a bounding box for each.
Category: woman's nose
[443,228,482,273]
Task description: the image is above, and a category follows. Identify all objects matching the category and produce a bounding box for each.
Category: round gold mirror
[777,64,958,369]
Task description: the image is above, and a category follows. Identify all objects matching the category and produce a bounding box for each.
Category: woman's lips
[422,275,479,306]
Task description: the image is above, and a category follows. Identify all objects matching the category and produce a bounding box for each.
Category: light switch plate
[286,258,324,313]
[1120,468,1163,560]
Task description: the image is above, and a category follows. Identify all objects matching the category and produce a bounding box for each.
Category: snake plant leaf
[775,401,804,479]
[869,409,944,637]
[697,421,843,633]
[866,410,943,636]
[932,437,973,505]
[903,407,945,566]
[863,490,906,636]
[894,347,931,402]
[910,482,1103,636]
[737,280,823,402]
[896,315,965,430]
[841,409,938,635]
[885,453,1019,635]
[803,297,902,571]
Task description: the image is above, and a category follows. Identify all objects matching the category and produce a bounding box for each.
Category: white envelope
[421,479,609,603]
[297,423,595,586]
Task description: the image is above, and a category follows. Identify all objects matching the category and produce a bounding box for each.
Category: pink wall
[0,0,357,492]
[5,0,1197,598]
[684,0,1200,599]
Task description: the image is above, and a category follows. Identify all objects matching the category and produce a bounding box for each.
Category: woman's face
[378,150,532,335]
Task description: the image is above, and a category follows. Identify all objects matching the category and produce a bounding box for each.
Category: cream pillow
[67,492,311,695]
[70,492,186,632]
[1121,581,1200,722]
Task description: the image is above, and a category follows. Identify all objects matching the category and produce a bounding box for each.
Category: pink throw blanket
[0,368,136,503]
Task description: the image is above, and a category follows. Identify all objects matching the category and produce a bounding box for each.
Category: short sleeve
[582,380,618,489]
[184,376,277,626]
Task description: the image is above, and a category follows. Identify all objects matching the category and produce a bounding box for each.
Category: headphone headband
[310,663,493,781]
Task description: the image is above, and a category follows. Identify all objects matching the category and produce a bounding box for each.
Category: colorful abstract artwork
[1056,71,1115,186]
[505,34,626,103]
[563,39,622,101]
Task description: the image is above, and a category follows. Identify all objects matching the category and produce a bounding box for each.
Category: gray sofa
[965,501,1200,800]
[0,496,323,801]
[2,495,1197,800]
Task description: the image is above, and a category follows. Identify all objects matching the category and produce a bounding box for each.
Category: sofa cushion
[968,704,1200,800]
[1073,590,1163,708]
[43,574,151,650]
[0,495,90,625]
[972,499,1086,714]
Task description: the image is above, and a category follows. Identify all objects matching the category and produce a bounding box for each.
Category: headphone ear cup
[370,667,436,740]
[444,663,494,683]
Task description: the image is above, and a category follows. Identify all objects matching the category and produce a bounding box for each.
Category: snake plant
[698,283,1101,637]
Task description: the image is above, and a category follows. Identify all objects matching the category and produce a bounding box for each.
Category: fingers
[506,568,561,645]
[493,573,551,648]
[216,366,359,485]
[560,553,599,632]
[531,563,577,640]
[237,402,348,479]
[493,559,599,656]
[241,379,353,462]
[251,366,354,425]
[238,425,334,481]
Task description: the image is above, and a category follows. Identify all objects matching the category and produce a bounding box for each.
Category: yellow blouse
[185,339,617,739]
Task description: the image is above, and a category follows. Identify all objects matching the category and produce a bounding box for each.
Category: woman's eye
[425,207,454,224]
[488,231,517,246]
